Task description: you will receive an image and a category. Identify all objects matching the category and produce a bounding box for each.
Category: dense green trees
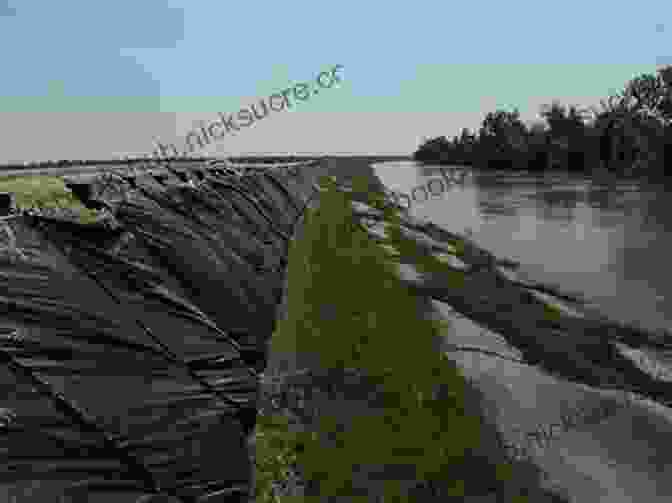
[414,65,672,179]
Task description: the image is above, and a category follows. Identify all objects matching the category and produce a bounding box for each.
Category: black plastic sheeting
[0,162,321,502]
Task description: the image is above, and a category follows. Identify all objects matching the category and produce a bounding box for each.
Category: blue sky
[0,0,669,162]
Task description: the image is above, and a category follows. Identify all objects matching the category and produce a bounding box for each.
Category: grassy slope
[254,175,566,502]
[0,175,102,223]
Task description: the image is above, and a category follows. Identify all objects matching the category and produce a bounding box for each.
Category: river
[373,160,672,336]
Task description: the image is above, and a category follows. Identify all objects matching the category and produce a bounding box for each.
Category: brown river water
[373,161,672,336]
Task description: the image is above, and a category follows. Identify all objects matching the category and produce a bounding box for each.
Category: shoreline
[339,157,672,501]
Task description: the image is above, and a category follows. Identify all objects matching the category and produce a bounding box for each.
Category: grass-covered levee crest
[256,174,542,502]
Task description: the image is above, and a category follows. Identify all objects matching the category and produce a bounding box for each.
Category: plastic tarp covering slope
[0,162,322,502]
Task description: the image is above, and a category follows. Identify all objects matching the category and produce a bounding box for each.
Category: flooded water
[373,161,672,335]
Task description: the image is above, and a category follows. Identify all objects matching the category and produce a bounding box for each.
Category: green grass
[542,302,563,322]
[0,175,103,224]
[254,413,305,502]
[254,175,526,502]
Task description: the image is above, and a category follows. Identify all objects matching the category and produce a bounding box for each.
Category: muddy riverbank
[328,158,672,501]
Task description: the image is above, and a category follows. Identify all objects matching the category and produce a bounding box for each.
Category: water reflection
[373,161,672,334]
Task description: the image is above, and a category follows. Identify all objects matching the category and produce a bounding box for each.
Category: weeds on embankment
[253,175,558,502]
[0,175,103,224]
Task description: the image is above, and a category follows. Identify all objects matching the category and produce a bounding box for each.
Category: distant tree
[480,110,527,151]
[539,102,589,138]
[619,66,672,125]
[413,136,454,163]
[413,64,672,176]
[527,121,547,136]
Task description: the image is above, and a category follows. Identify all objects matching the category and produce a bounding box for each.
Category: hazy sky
[0,0,669,162]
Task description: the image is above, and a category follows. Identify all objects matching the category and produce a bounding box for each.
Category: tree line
[414,65,672,179]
